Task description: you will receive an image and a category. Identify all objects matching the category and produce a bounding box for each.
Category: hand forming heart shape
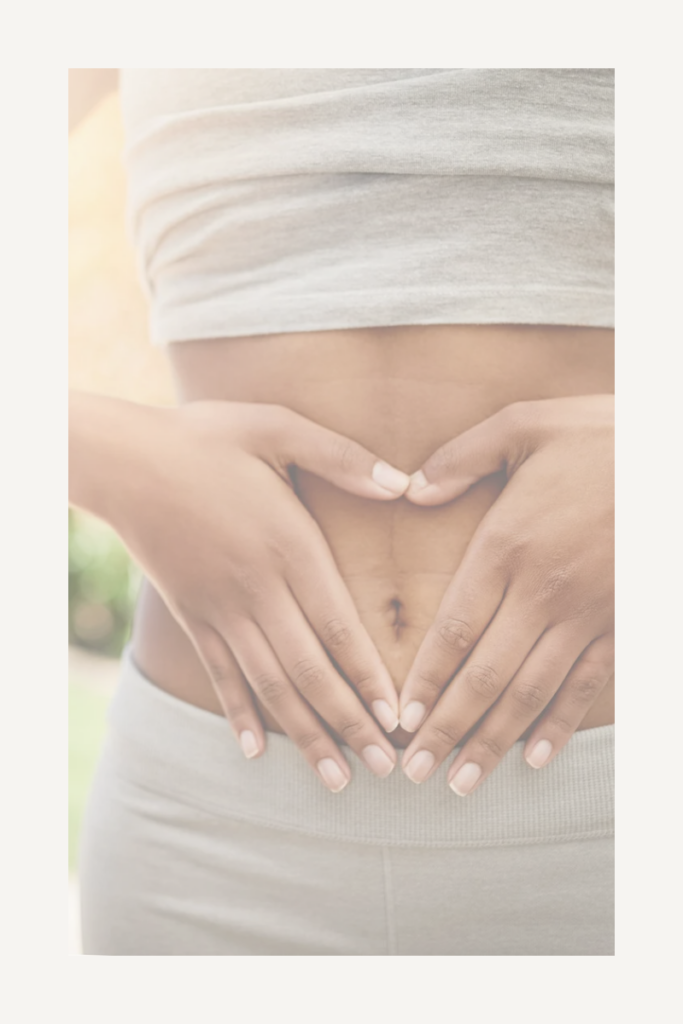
[398,393,614,795]
[72,391,613,795]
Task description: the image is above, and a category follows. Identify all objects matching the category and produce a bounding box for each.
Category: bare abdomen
[131,323,615,746]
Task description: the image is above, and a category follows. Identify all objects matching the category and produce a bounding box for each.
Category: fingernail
[406,471,441,502]
[403,749,435,784]
[239,730,260,759]
[400,701,426,732]
[372,460,411,496]
[317,758,349,793]
[449,762,482,796]
[362,744,396,778]
[372,699,399,733]
[526,739,553,769]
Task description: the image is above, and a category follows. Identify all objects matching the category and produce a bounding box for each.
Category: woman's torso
[131,323,615,747]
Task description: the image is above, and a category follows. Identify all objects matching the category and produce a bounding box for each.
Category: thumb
[405,405,526,506]
[280,410,410,500]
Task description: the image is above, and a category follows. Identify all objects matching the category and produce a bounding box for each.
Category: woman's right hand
[101,398,409,791]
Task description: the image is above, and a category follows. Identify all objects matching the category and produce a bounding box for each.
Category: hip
[79,650,614,954]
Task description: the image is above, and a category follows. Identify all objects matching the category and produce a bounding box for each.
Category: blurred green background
[69,510,140,872]
[69,509,140,658]
[69,677,111,871]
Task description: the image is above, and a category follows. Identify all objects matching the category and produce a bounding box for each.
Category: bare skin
[69,73,614,788]
[132,323,615,751]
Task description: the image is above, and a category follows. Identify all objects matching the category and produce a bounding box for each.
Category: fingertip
[405,470,429,501]
[239,729,263,759]
[362,744,397,778]
[371,460,411,497]
[400,743,418,770]
[317,757,351,793]
[405,471,478,505]
[403,749,436,784]
[448,761,483,796]
[372,699,400,733]
[405,477,446,504]
[399,700,427,733]
[409,469,429,490]
[525,738,553,769]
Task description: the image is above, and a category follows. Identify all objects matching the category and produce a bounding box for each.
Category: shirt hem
[149,287,615,344]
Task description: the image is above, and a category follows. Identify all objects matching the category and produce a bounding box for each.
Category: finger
[398,538,507,732]
[256,589,398,778]
[287,536,399,733]
[401,597,544,783]
[446,626,589,796]
[523,632,614,770]
[227,618,353,793]
[187,621,266,760]
[276,407,411,499]
[405,402,535,506]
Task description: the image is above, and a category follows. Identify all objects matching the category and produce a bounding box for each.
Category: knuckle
[206,661,231,685]
[478,522,519,562]
[475,733,506,758]
[569,673,604,705]
[426,721,460,748]
[463,663,501,702]
[253,673,288,706]
[510,682,546,714]
[545,709,575,734]
[435,617,475,655]
[536,566,576,603]
[273,529,308,568]
[480,523,506,551]
[320,618,353,652]
[263,530,294,564]
[337,718,365,741]
[416,668,447,698]
[349,668,377,693]
[294,730,325,753]
[502,529,529,562]
[292,659,327,698]
[232,566,267,601]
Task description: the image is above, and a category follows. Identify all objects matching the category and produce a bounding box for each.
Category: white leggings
[79,650,614,955]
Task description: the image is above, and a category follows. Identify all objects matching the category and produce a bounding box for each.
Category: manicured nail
[409,470,428,492]
[372,460,411,496]
[526,739,553,769]
[400,701,426,732]
[449,762,482,796]
[362,745,396,778]
[239,730,260,759]
[317,758,349,793]
[406,471,442,502]
[403,749,435,784]
[372,699,399,733]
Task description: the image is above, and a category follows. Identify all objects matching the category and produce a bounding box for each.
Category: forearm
[68,391,165,526]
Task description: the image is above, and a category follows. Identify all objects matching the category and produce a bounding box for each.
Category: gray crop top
[119,69,614,344]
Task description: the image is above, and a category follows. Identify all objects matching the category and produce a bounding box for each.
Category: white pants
[80,650,614,955]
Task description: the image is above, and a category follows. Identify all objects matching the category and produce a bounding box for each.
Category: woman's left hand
[398,395,614,794]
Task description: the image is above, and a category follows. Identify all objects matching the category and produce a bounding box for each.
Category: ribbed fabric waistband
[106,648,615,849]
